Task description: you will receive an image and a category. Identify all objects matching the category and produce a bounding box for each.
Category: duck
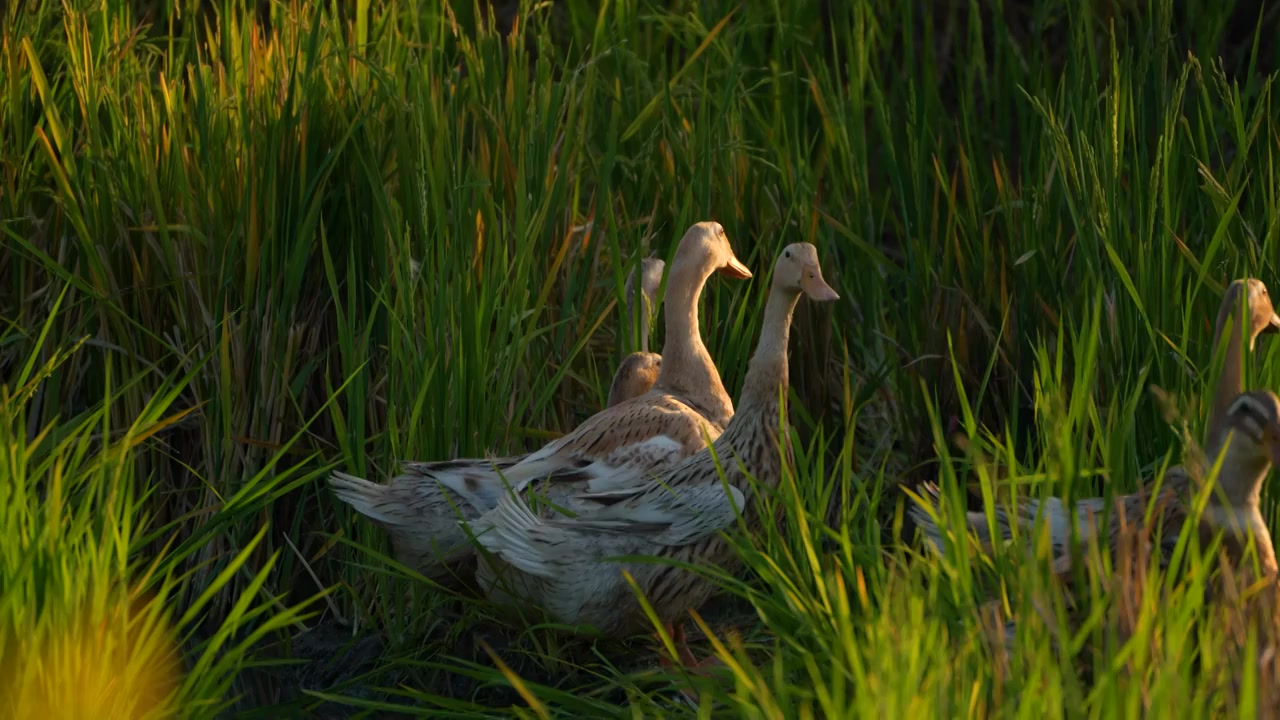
[606,257,665,408]
[913,389,1280,581]
[911,278,1280,563]
[329,221,752,579]
[1204,279,1280,450]
[472,242,840,669]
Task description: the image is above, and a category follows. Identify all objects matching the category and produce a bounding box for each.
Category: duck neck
[638,292,652,353]
[655,261,731,412]
[626,278,651,354]
[736,287,800,416]
[1207,306,1249,450]
[1211,436,1269,509]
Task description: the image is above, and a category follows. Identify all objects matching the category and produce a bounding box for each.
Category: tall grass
[6,0,1280,715]
[0,296,316,718]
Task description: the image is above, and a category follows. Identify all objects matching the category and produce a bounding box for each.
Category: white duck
[329,221,752,579]
[912,278,1280,568]
[473,242,840,669]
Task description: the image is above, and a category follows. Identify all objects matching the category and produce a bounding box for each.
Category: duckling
[329,222,752,579]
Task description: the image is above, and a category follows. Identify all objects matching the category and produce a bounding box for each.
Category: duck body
[473,243,840,635]
[475,377,784,633]
[913,278,1280,575]
[329,222,751,579]
[913,390,1280,583]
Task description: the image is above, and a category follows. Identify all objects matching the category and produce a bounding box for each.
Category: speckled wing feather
[433,392,723,503]
[555,481,747,546]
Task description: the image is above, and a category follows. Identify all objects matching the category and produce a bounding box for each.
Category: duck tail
[400,455,521,478]
[399,455,527,512]
[328,471,400,524]
[476,490,560,579]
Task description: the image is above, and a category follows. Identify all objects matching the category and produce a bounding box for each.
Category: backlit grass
[6,0,1280,716]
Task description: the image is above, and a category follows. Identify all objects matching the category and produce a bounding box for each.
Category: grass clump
[7,0,1280,716]
[0,299,315,718]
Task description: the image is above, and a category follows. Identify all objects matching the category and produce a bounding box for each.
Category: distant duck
[606,257,666,408]
[911,278,1280,580]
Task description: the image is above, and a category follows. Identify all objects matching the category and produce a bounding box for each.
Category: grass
[6,0,1280,715]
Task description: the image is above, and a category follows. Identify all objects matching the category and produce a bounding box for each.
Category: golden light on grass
[0,590,184,720]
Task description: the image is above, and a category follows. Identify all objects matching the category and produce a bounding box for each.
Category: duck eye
[784,250,791,259]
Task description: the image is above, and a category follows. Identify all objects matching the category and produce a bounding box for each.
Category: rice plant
[6,0,1280,716]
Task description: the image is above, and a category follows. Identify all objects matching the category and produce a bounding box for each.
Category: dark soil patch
[227,589,765,717]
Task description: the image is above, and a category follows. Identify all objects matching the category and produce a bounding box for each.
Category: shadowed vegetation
[7,0,1280,716]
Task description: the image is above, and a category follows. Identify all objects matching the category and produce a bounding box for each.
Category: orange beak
[1265,311,1280,335]
[800,266,840,302]
[719,254,753,280]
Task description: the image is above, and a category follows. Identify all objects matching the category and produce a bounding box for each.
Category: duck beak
[719,254,753,280]
[1265,312,1280,335]
[801,266,840,302]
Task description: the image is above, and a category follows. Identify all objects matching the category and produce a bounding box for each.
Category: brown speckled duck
[329,222,752,579]
[472,242,840,667]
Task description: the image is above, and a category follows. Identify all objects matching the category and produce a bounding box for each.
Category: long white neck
[1212,433,1270,508]
[1207,304,1249,452]
[625,272,652,353]
[735,285,800,414]
[654,259,728,404]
